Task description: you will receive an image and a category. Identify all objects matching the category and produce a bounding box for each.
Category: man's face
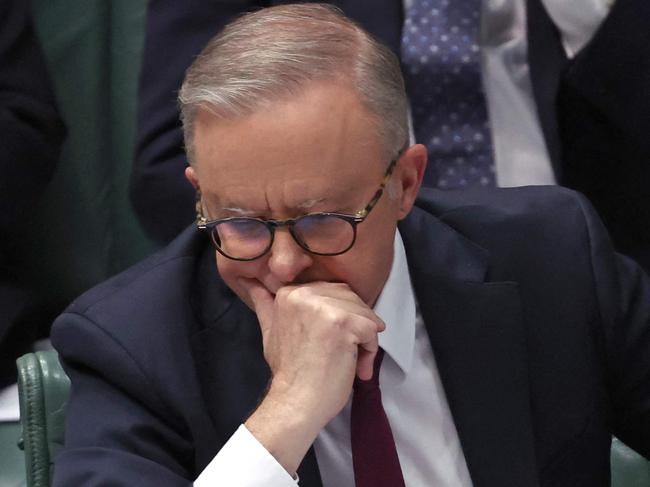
[187,82,425,308]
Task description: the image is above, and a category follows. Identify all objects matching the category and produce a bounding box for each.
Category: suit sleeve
[51,312,195,486]
[131,0,263,244]
[52,310,300,486]
[576,193,650,456]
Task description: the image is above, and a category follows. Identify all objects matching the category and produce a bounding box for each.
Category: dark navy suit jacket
[52,187,650,486]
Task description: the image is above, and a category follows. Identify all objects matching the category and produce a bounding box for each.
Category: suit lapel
[189,246,323,485]
[400,207,540,487]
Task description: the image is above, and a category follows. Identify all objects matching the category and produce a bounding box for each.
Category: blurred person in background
[0,0,65,390]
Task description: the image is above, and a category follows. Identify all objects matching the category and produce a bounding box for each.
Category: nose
[266,228,313,283]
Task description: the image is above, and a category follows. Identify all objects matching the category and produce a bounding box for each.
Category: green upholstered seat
[0,420,27,487]
[16,352,70,487]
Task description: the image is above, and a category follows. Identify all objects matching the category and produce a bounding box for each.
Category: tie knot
[354,348,385,390]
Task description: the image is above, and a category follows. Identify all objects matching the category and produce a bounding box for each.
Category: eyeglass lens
[214,219,271,259]
[292,214,354,254]
[213,214,356,259]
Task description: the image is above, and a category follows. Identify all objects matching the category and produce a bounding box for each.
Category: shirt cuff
[194,424,299,486]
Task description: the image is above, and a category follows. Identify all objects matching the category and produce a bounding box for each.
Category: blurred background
[19,0,155,327]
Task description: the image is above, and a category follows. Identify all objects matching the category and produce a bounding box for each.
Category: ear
[394,144,427,220]
[185,166,200,191]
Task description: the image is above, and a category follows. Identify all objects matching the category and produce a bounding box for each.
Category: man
[52,5,650,486]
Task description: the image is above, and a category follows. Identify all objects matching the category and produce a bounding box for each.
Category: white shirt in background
[405,0,612,187]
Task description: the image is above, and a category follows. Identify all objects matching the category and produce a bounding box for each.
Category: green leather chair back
[13,352,650,486]
[13,0,155,330]
[16,352,70,487]
[612,437,650,485]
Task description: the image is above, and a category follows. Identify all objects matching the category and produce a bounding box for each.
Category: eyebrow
[220,207,258,216]
[217,198,329,218]
[297,198,327,210]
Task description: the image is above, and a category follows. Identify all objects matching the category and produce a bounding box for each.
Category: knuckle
[287,286,311,303]
[275,286,292,301]
[324,307,347,328]
[276,286,307,307]
[342,332,358,347]
[360,320,377,340]
[331,282,350,291]
[376,317,386,331]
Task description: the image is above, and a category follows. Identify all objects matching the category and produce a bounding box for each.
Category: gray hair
[178,3,409,164]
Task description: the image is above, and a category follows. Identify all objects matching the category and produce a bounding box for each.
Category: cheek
[323,243,389,304]
[216,255,272,310]
[216,254,266,294]
[341,221,396,303]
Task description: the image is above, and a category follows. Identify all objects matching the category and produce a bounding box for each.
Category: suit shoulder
[413,186,606,277]
[64,227,205,318]
[50,227,211,400]
[416,185,591,233]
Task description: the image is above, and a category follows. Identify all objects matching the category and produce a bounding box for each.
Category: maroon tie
[351,348,406,487]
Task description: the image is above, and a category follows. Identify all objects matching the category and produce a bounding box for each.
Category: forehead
[192,82,385,210]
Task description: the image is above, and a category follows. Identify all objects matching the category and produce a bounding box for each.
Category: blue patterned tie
[401,0,495,188]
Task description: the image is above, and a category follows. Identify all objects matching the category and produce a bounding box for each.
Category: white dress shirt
[195,230,473,486]
[405,0,612,187]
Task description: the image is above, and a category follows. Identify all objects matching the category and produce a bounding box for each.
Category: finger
[290,282,383,327]
[239,278,275,334]
[319,296,386,332]
[298,281,366,305]
[345,316,380,380]
[356,340,379,381]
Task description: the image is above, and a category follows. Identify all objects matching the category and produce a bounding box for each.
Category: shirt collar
[373,229,417,374]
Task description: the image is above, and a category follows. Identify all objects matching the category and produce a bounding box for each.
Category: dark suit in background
[131,0,650,273]
[558,0,650,271]
[52,188,650,486]
[0,0,65,387]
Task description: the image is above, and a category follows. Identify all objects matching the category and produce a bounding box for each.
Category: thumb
[240,278,274,334]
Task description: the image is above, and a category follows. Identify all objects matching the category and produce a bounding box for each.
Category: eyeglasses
[196,154,401,261]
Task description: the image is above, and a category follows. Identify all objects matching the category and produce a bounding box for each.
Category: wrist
[245,385,324,475]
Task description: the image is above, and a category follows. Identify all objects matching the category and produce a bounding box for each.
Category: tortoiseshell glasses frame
[196,151,403,261]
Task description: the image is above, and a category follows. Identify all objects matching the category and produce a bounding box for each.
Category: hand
[242,279,385,474]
